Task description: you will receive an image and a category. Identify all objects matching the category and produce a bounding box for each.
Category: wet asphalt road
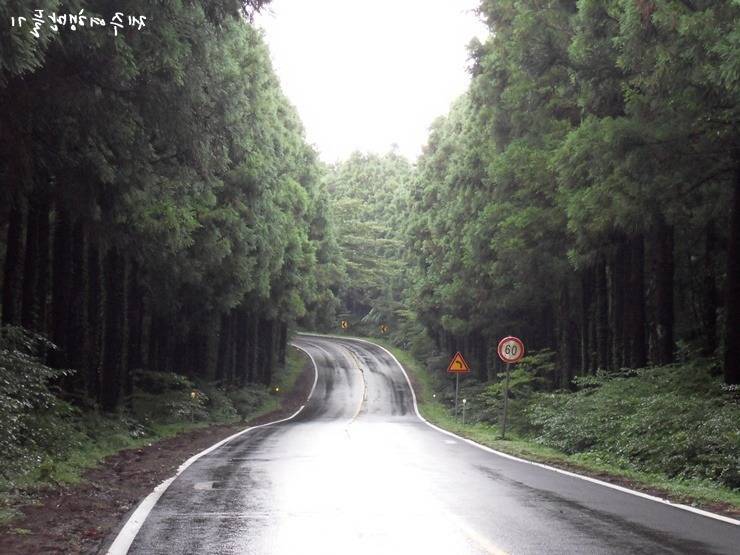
[127,335,740,554]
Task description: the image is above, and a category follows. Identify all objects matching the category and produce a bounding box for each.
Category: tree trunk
[256,317,275,385]
[51,208,72,366]
[278,321,288,367]
[21,200,39,329]
[611,242,627,369]
[256,316,266,384]
[653,218,674,365]
[580,270,593,374]
[248,311,258,383]
[86,237,102,400]
[723,147,740,385]
[157,316,172,373]
[226,310,238,384]
[100,247,126,412]
[702,223,718,356]
[628,235,647,368]
[35,197,50,334]
[2,203,24,326]
[122,257,137,407]
[595,259,609,370]
[126,260,144,371]
[472,330,487,382]
[557,285,577,388]
[234,309,248,386]
[66,219,88,385]
[172,327,186,377]
[147,313,161,372]
[263,319,275,385]
[215,313,230,384]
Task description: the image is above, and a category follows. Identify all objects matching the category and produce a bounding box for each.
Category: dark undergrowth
[0,326,304,525]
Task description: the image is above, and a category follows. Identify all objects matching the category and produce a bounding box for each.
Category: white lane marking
[106,346,320,555]
[298,332,740,527]
[444,440,457,445]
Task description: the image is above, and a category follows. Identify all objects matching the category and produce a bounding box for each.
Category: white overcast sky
[255,0,488,163]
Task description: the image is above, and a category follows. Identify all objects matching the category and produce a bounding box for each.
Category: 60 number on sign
[497,336,525,364]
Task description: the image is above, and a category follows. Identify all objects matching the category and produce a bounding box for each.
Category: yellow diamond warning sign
[447,352,471,373]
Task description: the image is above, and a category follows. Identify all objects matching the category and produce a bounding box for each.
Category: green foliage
[1,1,342,411]
[0,327,74,480]
[132,370,215,423]
[0,344,308,520]
[526,362,740,488]
[226,387,272,421]
[404,0,738,389]
[133,370,194,395]
[324,151,411,326]
[476,350,556,430]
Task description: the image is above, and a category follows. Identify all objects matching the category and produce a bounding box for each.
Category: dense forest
[318,0,740,493]
[323,152,410,328]
[0,0,342,414]
[1,0,739,508]
[327,0,739,389]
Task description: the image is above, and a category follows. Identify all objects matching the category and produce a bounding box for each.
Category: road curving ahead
[114,334,739,554]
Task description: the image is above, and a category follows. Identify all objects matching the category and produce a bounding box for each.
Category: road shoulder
[0,348,315,555]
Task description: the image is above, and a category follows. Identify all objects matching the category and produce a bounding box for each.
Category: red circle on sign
[497,336,525,363]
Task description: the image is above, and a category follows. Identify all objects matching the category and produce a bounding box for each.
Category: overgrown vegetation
[525,364,739,489]
[0,327,309,526]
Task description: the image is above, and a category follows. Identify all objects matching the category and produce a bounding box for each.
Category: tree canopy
[0,0,342,410]
[402,0,739,385]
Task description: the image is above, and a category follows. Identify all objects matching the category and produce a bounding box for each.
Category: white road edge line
[106,345,320,555]
[300,332,740,527]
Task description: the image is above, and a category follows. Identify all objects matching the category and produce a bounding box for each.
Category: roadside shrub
[133,369,193,394]
[197,383,239,422]
[0,326,75,481]
[132,370,209,422]
[477,350,556,433]
[227,386,271,420]
[525,362,740,488]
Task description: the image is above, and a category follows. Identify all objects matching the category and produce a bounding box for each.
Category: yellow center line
[347,348,367,423]
[444,511,510,555]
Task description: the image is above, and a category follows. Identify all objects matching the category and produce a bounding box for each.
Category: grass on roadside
[360,335,740,512]
[0,347,309,527]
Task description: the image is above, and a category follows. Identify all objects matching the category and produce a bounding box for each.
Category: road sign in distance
[497,336,525,363]
[340,320,349,330]
[379,324,390,334]
[447,352,471,373]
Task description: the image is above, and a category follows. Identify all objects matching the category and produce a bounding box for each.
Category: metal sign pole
[501,363,511,439]
[454,373,459,418]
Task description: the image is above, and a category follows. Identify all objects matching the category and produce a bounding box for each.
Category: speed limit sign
[497,336,525,363]
[498,336,524,440]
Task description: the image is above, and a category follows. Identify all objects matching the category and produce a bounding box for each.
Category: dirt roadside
[0,352,315,555]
